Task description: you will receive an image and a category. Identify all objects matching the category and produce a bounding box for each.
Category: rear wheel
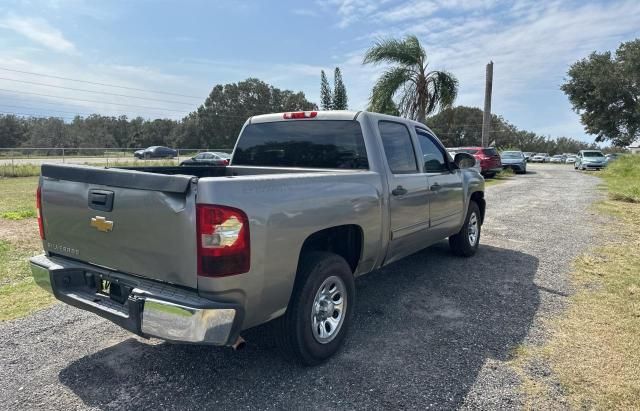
[274,252,355,365]
[449,201,481,257]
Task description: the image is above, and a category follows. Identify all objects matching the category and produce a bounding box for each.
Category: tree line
[0,78,316,150]
[428,106,599,154]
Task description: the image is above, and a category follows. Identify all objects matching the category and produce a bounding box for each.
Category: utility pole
[481,61,493,147]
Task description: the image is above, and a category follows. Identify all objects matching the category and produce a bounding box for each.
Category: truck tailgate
[39,164,198,288]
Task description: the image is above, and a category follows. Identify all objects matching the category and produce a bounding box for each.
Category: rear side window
[379,121,418,174]
[483,148,498,156]
[233,120,368,169]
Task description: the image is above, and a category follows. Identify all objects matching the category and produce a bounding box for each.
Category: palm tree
[363,35,458,123]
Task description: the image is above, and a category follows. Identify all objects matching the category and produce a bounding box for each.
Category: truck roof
[250,110,360,124]
[249,110,434,130]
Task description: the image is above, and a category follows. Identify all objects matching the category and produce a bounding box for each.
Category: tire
[274,252,355,366]
[449,201,481,257]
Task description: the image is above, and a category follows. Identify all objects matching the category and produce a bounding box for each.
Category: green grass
[512,155,640,409]
[0,164,40,178]
[0,239,54,321]
[600,155,640,203]
[0,177,55,320]
[1,210,37,220]
[0,176,39,216]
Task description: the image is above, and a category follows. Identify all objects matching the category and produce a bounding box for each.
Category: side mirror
[454,152,476,169]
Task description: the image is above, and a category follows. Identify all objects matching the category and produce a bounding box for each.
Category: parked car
[523,152,535,161]
[134,146,178,159]
[500,150,527,174]
[565,155,578,164]
[450,147,502,177]
[575,150,607,170]
[530,153,551,163]
[447,148,481,174]
[180,151,230,166]
[550,154,566,163]
[31,110,486,365]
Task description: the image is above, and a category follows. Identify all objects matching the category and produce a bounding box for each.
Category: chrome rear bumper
[30,254,240,346]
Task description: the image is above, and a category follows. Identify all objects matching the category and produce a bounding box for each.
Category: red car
[452,147,502,177]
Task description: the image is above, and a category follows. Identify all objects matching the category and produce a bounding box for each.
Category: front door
[378,120,431,264]
[415,129,465,238]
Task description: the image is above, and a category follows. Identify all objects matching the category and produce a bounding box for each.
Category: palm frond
[425,70,459,115]
[363,35,425,67]
[368,67,411,113]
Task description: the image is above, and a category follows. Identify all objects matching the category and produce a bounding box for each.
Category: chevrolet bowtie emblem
[91,216,114,232]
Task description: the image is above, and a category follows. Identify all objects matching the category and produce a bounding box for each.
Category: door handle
[88,189,114,212]
[430,183,441,191]
[392,185,408,196]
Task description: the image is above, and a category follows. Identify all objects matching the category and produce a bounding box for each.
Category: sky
[0,0,639,143]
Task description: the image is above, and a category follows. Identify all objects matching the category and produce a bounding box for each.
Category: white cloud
[328,0,640,139]
[0,15,77,54]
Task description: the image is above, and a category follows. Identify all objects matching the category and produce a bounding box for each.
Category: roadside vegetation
[0,177,54,320]
[1,159,177,178]
[484,168,514,187]
[600,155,640,203]
[513,155,640,409]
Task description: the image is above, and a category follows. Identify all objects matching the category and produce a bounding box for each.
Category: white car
[530,153,551,163]
[447,149,481,174]
[550,155,566,163]
[565,155,578,163]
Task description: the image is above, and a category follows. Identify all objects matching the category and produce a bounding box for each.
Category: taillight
[196,204,250,277]
[283,111,317,119]
[36,185,45,240]
[223,159,230,165]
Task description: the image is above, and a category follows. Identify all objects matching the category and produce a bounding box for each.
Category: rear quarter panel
[195,171,384,329]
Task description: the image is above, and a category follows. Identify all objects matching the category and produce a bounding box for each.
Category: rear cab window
[233,120,368,169]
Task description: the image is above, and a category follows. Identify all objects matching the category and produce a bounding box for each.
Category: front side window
[416,129,447,173]
[378,121,418,174]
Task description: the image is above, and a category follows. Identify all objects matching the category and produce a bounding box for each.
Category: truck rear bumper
[30,254,241,346]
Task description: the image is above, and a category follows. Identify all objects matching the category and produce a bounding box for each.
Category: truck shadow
[59,242,539,409]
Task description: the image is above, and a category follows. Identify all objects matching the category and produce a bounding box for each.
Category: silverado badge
[91,216,114,232]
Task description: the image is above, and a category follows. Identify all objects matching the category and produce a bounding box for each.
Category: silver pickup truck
[31,110,485,365]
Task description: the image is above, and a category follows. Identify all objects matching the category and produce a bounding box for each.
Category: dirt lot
[0,164,603,409]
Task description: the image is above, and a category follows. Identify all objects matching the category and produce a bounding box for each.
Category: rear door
[378,121,431,264]
[415,128,464,236]
[40,164,199,288]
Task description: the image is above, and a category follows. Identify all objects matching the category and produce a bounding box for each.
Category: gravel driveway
[0,164,603,410]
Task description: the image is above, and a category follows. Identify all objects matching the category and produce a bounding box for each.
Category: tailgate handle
[88,190,114,212]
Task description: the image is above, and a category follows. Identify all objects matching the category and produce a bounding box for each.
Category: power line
[0,97,180,118]
[0,77,196,106]
[0,103,100,117]
[0,88,190,114]
[0,66,205,100]
[0,110,76,121]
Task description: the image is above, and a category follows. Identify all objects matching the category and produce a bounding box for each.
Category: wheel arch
[298,224,364,274]
[470,190,486,224]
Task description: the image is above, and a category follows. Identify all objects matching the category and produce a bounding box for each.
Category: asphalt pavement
[0,164,603,410]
